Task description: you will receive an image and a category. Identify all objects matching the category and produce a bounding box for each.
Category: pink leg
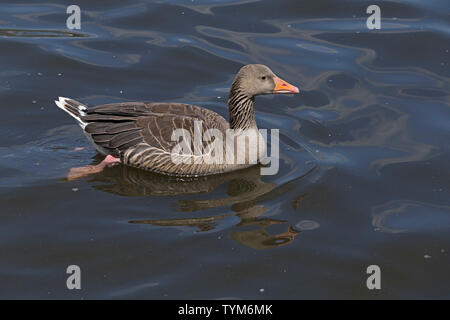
[67,155,120,180]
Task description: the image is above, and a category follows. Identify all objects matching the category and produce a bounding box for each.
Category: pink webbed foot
[67,155,120,180]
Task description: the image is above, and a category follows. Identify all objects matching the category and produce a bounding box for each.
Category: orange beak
[273,77,299,94]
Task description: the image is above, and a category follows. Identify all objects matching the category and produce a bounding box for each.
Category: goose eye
[261,76,267,80]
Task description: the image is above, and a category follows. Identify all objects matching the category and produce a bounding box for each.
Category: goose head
[228,64,299,129]
[232,64,299,97]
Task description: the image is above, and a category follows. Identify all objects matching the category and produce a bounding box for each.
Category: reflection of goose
[177,173,276,211]
[110,164,313,250]
[231,226,301,250]
[89,161,273,197]
[131,202,301,250]
[55,64,298,178]
[83,153,318,250]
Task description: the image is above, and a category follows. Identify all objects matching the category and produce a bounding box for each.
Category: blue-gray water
[0,0,449,299]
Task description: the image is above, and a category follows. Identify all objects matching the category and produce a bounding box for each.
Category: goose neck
[228,89,256,130]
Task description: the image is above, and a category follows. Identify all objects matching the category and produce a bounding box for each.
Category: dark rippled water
[0,0,449,299]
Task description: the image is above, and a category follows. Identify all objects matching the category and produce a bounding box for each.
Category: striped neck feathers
[228,77,256,130]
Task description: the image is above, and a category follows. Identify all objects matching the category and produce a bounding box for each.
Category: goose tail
[55,97,88,128]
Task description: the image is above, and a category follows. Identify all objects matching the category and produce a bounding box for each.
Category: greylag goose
[56,64,299,178]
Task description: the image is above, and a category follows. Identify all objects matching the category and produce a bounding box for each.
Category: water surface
[0,0,449,299]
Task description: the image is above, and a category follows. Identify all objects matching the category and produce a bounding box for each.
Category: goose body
[56,64,299,177]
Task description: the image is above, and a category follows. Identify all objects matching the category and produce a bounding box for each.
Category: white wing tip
[55,99,64,110]
[56,96,87,112]
[55,96,69,106]
[57,96,70,104]
[54,96,87,128]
